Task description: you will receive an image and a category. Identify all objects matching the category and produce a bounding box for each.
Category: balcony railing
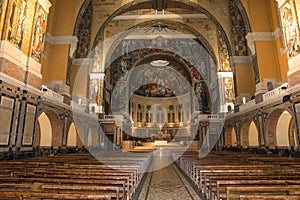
[263,83,288,101]
[41,85,64,103]
[239,99,256,111]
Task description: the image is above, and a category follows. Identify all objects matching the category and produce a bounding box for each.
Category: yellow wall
[246,0,288,83]
[42,44,69,84]
[42,0,82,85]
[235,63,256,95]
[70,65,88,96]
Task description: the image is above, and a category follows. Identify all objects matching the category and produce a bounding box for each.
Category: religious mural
[89,78,102,104]
[107,37,211,86]
[75,2,93,58]
[130,64,189,98]
[105,37,213,113]
[111,80,126,113]
[229,0,248,56]
[194,81,210,113]
[279,0,300,59]
[0,0,8,39]
[217,29,231,71]
[92,45,103,72]
[222,77,235,103]
[7,0,27,49]
[31,5,47,63]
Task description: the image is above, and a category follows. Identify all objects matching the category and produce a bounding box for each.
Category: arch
[92,0,233,56]
[37,113,52,147]
[104,20,218,67]
[73,0,93,59]
[240,119,259,147]
[225,125,237,147]
[37,110,62,147]
[67,122,77,147]
[87,128,92,147]
[249,121,259,147]
[240,119,251,147]
[276,111,292,147]
[266,109,294,148]
[86,128,98,147]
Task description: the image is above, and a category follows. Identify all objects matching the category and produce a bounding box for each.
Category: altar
[154,140,168,146]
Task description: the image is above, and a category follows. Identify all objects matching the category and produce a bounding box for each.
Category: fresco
[7,0,27,49]
[130,64,190,97]
[31,5,47,63]
[0,0,8,39]
[75,2,93,58]
[229,0,248,56]
[105,36,213,112]
[107,37,211,86]
[89,78,102,104]
[279,0,300,58]
[217,29,231,71]
[222,77,234,103]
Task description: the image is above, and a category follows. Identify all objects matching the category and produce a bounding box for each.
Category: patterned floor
[138,156,202,200]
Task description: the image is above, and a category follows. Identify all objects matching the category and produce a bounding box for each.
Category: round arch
[104,19,218,67]
[92,0,233,56]
[240,118,259,147]
[86,127,99,147]
[225,124,237,147]
[266,109,294,148]
[37,112,61,147]
[37,113,52,147]
[67,122,77,147]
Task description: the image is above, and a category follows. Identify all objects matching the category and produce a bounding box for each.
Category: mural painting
[89,78,102,105]
[279,0,300,58]
[75,2,93,58]
[0,0,8,39]
[7,0,27,49]
[130,64,189,98]
[217,29,231,71]
[105,37,213,113]
[222,77,234,103]
[31,5,47,63]
[229,0,248,56]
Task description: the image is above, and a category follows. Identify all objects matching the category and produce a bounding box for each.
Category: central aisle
[138,156,202,200]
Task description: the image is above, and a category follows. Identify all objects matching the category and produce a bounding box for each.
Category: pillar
[246,0,289,96]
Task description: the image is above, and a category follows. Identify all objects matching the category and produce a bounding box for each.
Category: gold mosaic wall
[0,0,48,62]
[0,0,8,39]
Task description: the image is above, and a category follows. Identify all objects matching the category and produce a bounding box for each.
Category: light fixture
[151,60,169,67]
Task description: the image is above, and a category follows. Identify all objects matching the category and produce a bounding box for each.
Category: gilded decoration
[222,77,235,103]
[75,1,93,58]
[106,36,212,113]
[31,5,47,63]
[279,0,300,58]
[7,0,27,49]
[217,28,231,71]
[0,0,8,39]
[229,0,248,56]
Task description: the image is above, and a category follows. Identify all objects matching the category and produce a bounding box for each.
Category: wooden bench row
[0,152,153,200]
[173,151,300,200]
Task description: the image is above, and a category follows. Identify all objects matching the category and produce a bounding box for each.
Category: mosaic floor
[138,156,203,200]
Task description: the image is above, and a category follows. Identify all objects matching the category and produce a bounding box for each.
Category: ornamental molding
[46,33,78,56]
[246,28,282,55]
